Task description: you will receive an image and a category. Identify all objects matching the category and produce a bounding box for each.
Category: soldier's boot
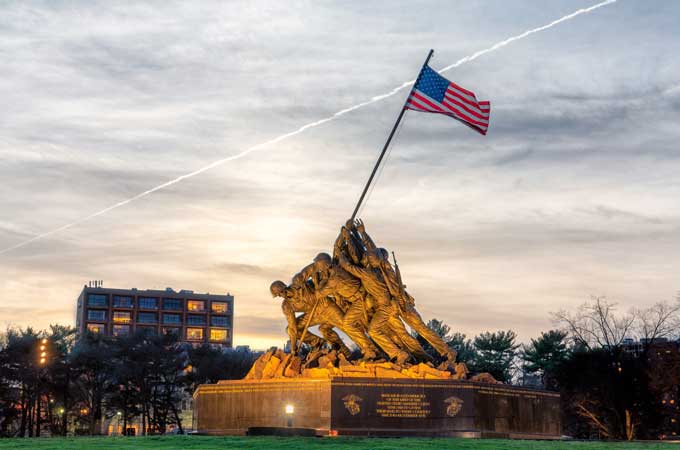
[361,348,377,360]
[395,350,410,366]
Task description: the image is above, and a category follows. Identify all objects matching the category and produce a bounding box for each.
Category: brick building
[75,285,234,347]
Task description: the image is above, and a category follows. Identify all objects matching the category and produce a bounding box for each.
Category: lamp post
[285,404,294,428]
[116,412,122,436]
[36,338,49,437]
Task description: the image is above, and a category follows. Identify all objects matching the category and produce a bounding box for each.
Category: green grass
[0,436,672,450]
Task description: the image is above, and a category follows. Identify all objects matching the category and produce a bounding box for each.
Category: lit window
[113,296,133,308]
[138,297,158,309]
[211,316,229,327]
[187,300,205,312]
[113,325,130,336]
[87,324,105,334]
[113,312,131,323]
[87,310,106,321]
[87,294,107,307]
[163,314,181,324]
[187,315,205,326]
[210,329,228,342]
[163,298,183,310]
[187,328,204,340]
[211,302,228,314]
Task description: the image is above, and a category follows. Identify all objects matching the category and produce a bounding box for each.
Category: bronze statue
[270,218,458,368]
[270,277,375,360]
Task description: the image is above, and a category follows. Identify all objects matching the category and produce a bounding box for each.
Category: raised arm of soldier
[338,251,368,281]
[355,219,378,254]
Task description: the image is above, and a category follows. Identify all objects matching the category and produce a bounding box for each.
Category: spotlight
[285,404,294,427]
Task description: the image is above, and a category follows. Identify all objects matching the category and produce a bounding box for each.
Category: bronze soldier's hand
[355,219,365,234]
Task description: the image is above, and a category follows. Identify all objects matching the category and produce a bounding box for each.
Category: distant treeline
[418,296,680,440]
[0,295,679,440]
[0,328,259,437]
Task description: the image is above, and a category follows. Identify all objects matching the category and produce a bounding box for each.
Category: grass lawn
[0,436,672,450]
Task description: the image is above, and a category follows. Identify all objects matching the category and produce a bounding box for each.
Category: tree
[556,347,655,440]
[414,319,477,365]
[470,330,519,383]
[186,345,260,392]
[522,330,570,390]
[44,325,78,436]
[70,332,112,435]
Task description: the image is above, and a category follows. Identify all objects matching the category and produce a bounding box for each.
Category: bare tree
[635,300,680,344]
[552,296,636,350]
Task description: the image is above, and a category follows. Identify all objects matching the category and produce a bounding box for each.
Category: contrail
[0,0,617,256]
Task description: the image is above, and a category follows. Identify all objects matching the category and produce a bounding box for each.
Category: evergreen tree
[471,330,519,383]
[448,332,477,366]
[522,330,570,389]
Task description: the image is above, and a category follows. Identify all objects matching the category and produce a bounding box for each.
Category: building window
[113,325,130,336]
[138,297,158,309]
[113,296,133,308]
[163,298,183,311]
[211,316,229,327]
[210,329,228,342]
[163,327,180,337]
[187,300,205,312]
[163,314,181,325]
[187,328,204,341]
[211,302,228,314]
[137,312,157,324]
[87,324,105,334]
[87,310,106,321]
[137,326,157,336]
[113,311,131,323]
[87,294,107,307]
[187,315,205,326]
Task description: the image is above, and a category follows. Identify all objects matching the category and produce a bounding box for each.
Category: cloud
[1,0,680,348]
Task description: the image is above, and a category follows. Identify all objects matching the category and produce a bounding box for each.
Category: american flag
[406,65,490,135]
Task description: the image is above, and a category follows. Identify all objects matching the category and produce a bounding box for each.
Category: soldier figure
[270,279,376,360]
[355,220,457,362]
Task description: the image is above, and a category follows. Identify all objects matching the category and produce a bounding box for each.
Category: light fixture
[285,404,294,428]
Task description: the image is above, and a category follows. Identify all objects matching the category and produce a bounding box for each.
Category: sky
[1,0,679,350]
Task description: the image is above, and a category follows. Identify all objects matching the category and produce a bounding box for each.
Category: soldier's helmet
[366,249,383,267]
[313,252,332,269]
[270,280,287,298]
[377,248,389,261]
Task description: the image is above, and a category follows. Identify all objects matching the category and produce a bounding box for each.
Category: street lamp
[285,404,294,428]
[115,412,122,436]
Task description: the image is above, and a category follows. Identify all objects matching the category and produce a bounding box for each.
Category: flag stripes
[405,65,490,135]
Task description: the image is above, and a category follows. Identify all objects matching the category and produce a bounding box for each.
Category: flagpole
[350,49,435,221]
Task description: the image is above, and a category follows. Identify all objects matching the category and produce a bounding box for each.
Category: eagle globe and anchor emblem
[444,396,464,417]
[341,394,363,416]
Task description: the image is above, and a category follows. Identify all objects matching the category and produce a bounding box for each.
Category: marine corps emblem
[341,394,362,416]
[444,396,464,417]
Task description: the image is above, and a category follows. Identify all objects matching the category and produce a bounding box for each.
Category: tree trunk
[171,402,183,434]
[18,387,27,437]
[625,409,635,441]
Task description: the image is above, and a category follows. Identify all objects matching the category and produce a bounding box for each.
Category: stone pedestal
[193,377,561,439]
